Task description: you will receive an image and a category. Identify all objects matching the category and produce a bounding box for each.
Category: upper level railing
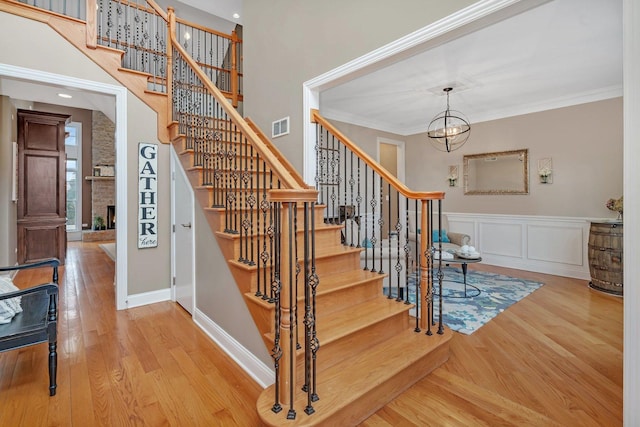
[311,109,446,334]
[13,0,242,105]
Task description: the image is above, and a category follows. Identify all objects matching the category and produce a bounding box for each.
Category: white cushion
[0,275,22,324]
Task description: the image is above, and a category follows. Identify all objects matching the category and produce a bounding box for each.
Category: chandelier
[427,87,471,152]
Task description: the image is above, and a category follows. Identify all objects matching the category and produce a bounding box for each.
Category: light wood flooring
[0,242,622,426]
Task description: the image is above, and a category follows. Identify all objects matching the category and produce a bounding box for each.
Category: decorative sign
[138,143,158,248]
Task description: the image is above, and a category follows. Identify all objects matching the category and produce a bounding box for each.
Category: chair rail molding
[445,212,595,280]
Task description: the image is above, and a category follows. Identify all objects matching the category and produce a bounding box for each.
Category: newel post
[230,30,239,108]
[268,189,318,419]
[86,0,97,48]
[166,7,175,126]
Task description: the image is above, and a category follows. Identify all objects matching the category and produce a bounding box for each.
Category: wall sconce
[448,165,459,187]
[538,158,552,184]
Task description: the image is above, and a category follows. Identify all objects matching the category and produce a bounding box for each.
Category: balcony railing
[12,0,242,104]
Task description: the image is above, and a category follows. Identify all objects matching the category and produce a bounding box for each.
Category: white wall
[406,98,623,219]
[243,0,476,173]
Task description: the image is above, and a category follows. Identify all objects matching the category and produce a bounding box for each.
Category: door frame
[0,63,129,310]
[376,137,405,183]
[170,146,196,313]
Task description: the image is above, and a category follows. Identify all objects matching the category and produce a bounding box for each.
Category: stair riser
[294,310,410,384]
[241,275,387,342]
[321,343,450,427]
[228,250,363,292]
[204,203,329,232]
[312,279,383,316]
[216,227,343,262]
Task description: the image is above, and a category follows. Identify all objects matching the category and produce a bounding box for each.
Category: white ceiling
[320,0,623,136]
[178,0,242,24]
[0,77,116,121]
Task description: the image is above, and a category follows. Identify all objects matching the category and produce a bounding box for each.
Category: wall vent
[272,116,290,138]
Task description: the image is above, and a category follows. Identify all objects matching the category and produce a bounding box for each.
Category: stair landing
[257,326,452,426]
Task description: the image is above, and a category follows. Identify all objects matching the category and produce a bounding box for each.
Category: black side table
[435,254,482,298]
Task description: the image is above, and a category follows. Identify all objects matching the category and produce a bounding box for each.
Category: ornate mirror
[463,149,529,195]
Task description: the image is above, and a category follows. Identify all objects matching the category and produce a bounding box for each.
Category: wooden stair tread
[264,297,412,346]
[257,326,452,426]
[314,297,412,344]
[312,268,384,293]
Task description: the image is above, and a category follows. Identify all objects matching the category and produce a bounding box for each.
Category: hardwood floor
[0,243,622,426]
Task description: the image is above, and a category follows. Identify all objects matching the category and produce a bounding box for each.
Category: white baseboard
[126,288,171,308]
[193,308,274,388]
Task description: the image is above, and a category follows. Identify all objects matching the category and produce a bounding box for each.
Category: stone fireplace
[82,111,116,242]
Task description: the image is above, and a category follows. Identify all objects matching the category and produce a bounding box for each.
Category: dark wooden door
[17,110,70,265]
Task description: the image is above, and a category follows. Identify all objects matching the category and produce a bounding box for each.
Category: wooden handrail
[175,15,235,40]
[167,8,302,191]
[311,109,445,201]
[145,0,168,22]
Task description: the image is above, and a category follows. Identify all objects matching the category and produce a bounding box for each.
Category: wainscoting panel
[527,224,584,266]
[479,222,524,259]
[446,213,592,280]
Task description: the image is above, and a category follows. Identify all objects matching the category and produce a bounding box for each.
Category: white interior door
[171,148,195,314]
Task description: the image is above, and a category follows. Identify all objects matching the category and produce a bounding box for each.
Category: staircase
[0,1,452,424]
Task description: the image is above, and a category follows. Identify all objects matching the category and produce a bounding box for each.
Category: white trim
[126,287,171,308]
[0,63,129,310]
[623,0,639,423]
[193,308,274,388]
[302,82,319,185]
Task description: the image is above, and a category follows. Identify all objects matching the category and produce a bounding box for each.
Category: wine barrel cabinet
[588,221,623,296]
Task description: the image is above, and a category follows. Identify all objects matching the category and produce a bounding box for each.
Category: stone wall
[86,111,115,240]
[92,110,115,165]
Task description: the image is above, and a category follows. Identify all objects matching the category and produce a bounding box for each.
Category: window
[65,123,82,238]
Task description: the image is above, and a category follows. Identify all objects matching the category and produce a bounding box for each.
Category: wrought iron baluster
[395,192,403,302]
[348,151,355,247]
[426,200,433,336]
[436,200,444,335]
[268,171,275,302]
[369,169,377,273]
[356,157,362,248]
[239,129,247,263]
[270,202,282,414]
[249,144,256,266]
[287,202,296,420]
[309,202,319,403]
[404,197,411,305]
[414,202,421,333]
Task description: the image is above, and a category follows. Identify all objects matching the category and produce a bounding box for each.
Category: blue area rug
[401,267,544,335]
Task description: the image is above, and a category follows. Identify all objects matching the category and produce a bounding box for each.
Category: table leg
[461,263,468,297]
